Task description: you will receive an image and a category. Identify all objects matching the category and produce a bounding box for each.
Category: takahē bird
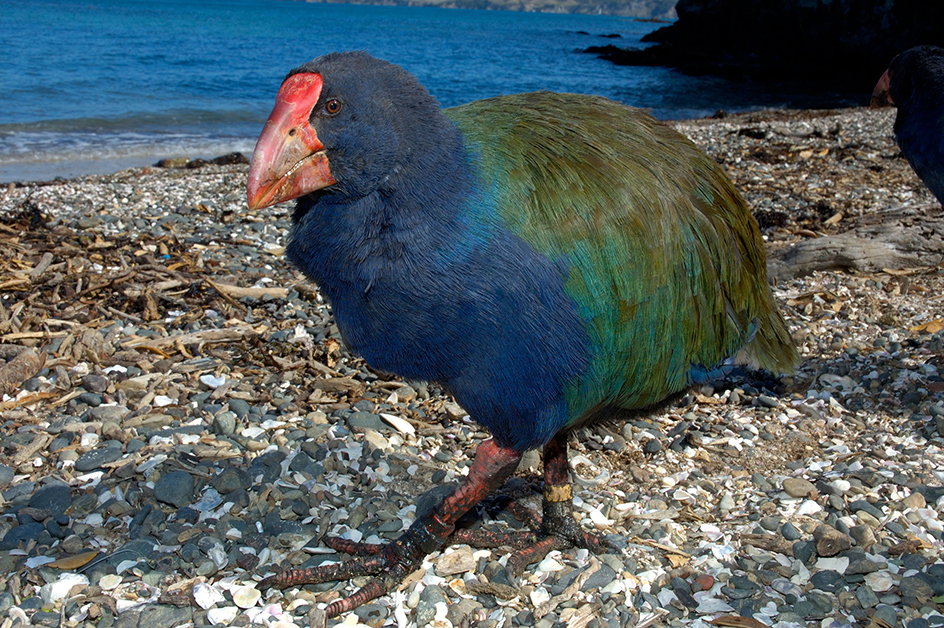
[872,45,944,207]
[246,51,798,616]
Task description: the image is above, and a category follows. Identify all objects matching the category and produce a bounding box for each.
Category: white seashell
[529,587,551,606]
[694,595,735,614]
[364,429,389,452]
[257,547,271,566]
[240,426,266,439]
[200,374,227,388]
[193,582,225,609]
[207,607,239,625]
[795,499,822,516]
[700,523,723,541]
[657,588,678,606]
[588,507,612,527]
[829,479,852,493]
[710,543,735,560]
[153,395,175,407]
[135,454,168,475]
[231,584,261,608]
[24,556,55,569]
[864,571,894,592]
[83,513,104,526]
[115,559,140,574]
[537,557,564,572]
[72,362,93,376]
[380,413,416,436]
[340,528,363,543]
[209,546,229,569]
[40,573,90,603]
[815,556,849,575]
[192,488,224,512]
[98,574,123,590]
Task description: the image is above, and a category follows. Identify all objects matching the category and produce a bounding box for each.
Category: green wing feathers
[446,93,798,412]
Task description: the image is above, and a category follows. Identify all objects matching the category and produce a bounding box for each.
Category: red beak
[246,73,337,210]
[871,69,894,108]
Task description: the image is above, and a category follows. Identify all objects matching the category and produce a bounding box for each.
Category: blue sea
[1,0,866,183]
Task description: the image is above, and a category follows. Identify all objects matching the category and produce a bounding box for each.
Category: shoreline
[1,105,890,189]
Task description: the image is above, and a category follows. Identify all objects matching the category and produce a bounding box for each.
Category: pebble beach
[0,105,943,628]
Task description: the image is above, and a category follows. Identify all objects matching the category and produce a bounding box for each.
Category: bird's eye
[324,99,342,115]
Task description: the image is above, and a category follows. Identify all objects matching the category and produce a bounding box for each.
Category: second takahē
[872,45,944,206]
[247,51,798,616]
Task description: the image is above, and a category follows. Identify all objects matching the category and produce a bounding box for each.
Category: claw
[323,536,384,556]
[259,553,386,590]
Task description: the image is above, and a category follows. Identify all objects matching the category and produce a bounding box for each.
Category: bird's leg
[260,439,521,617]
[504,432,615,579]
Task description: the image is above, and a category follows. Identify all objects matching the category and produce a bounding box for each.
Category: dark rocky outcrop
[586,0,944,89]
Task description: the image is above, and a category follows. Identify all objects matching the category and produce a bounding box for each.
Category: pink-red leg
[260,439,522,617]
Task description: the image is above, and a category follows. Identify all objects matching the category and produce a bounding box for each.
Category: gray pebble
[227,398,251,418]
[74,445,123,472]
[81,373,109,393]
[212,411,237,436]
[810,570,845,592]
[347,411,387,432]
[89,405,128,422]
[849,499,885,520]
[0,465,14,490]
[757,394,779,408]
[793,541,816,563]
[900,573,944,599]
[781,521,801,540]
[643,438,662,453]
[29,481,72,517]
[873,605,899,627]
[416,585,449,628]
[153,470,195,508]
[0,523,45,550]
[793,600,824,619]
[856,584,880,608]
[76,392,103,407]
[138,604,193,628]
[846,552,881,575]
[212,467,251,493]
[31,611,61,627]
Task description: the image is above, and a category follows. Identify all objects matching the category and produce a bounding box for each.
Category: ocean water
[1,0,865,183]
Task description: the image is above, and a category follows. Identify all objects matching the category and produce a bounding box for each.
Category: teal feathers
[446,92,798,426]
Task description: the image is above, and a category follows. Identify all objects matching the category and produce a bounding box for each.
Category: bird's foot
[447,490,617,583]
[259,438,523,618]
[259,511,452,617]
[506,486,617,580]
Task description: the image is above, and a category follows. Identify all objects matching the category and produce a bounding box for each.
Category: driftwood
[0,348,46,397]
[767,203,944,281]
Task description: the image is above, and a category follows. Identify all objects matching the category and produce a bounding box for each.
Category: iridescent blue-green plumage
[285,52,798,453]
